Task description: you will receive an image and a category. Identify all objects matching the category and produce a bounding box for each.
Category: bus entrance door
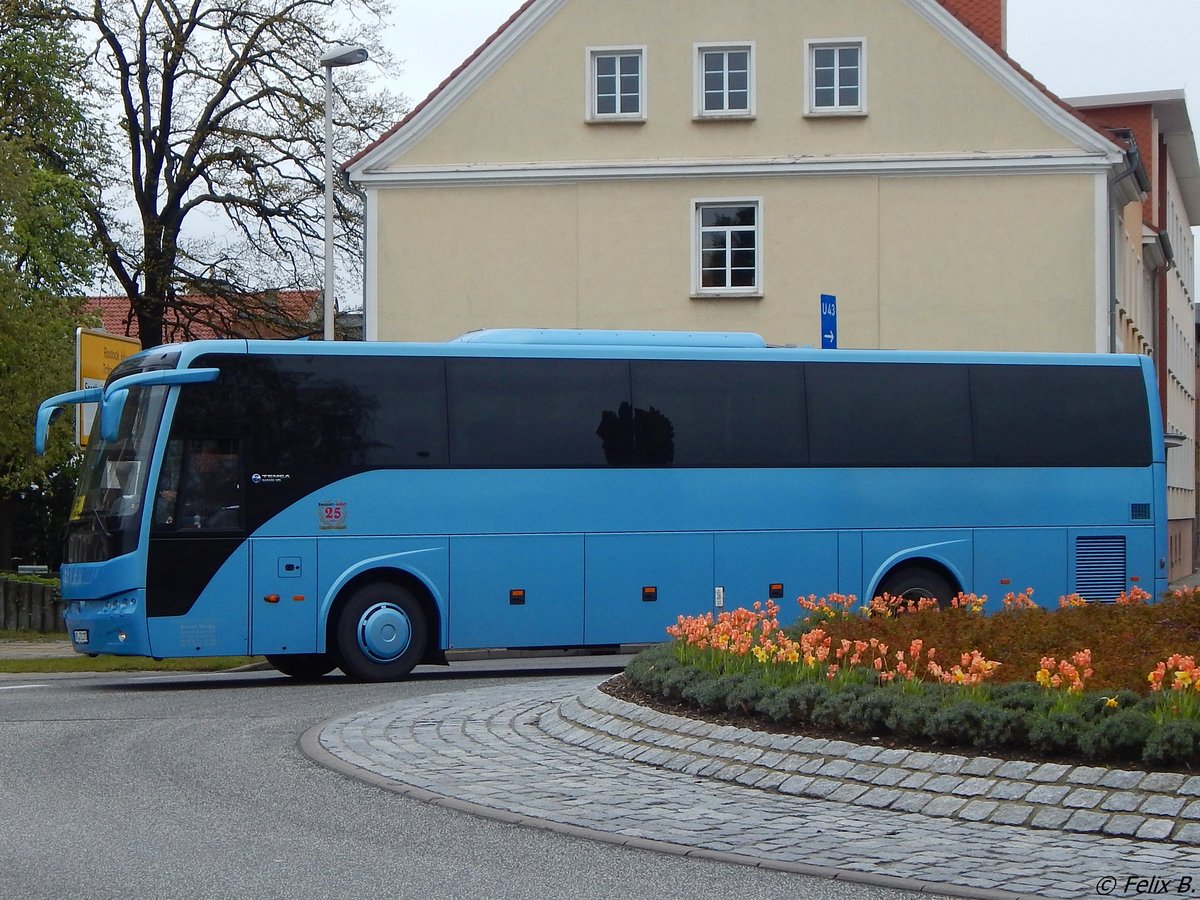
[250,539,319,655]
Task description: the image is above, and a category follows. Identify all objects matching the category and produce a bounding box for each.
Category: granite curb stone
[566,685,1200,846]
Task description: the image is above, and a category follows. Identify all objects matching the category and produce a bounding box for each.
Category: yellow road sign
[76,328,141,446]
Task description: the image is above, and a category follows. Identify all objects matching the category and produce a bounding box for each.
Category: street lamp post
[320,44,369,341]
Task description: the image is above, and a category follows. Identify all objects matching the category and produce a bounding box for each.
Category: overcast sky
[384,0,1200,116]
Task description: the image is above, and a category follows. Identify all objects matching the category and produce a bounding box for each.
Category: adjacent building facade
[346,0,1199,577]
[1066,92,1199,577]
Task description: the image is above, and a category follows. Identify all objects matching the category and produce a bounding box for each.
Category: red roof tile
[84,291,320,345]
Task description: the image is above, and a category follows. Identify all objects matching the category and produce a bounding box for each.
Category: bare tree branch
[26,0,405,346]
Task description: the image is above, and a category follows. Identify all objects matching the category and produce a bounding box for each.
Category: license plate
[72,629,89,645]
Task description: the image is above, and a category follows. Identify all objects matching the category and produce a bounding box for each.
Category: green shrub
[1022,709,1086,757]
[660,663,707,702]
[841,688,898,735]
[681,671,727,711]
[754,681,827,723]
[883,688,941,738]
[1078,708,1156,761]
[623,643,677,695]
[971,704,1031,749]
[724,675,771,715]
[925,698,992,747]
[810,682,871,731]
[1142,720,1200,767]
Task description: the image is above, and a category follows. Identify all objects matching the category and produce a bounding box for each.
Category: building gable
[349,0,1119,184]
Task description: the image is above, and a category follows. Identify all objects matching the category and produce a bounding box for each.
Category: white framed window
[695,43,755,118]
[805,39,866,116]
[692,199,762,297]
[587,46,646,122]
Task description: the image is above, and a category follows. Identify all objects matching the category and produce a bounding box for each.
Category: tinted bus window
[806,363,973,467]
[631,360,807,467]
[447,358,629,467]
[971,365,1151,467]
[188,355,449,472]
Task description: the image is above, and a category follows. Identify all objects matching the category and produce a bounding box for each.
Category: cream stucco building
[346,0,1199,577]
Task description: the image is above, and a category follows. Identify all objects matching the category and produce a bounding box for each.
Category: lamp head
[320,45,369,68]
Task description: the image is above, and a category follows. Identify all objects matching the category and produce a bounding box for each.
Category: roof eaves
[908,0,1123,162]
[345,0,540,173]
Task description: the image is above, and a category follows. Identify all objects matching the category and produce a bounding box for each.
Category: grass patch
[0,655,262,674]
[0,573,58,587]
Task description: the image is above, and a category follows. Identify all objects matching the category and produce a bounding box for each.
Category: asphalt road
[0,660,939,900]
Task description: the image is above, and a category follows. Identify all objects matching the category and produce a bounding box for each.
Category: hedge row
[623,644,1200,767]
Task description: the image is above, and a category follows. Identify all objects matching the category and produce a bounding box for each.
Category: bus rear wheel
[876,565,956,609]
[334,582,428,682]
[266,653,336,680]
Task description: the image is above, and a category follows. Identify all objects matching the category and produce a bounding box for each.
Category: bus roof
[144,333,1153,371]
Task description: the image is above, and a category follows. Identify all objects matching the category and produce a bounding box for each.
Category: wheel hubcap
[357,602,412,663]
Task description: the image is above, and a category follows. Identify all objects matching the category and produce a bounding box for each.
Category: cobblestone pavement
[309,676,1200,900]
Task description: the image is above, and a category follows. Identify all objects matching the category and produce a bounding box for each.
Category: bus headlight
[99,596,138,615]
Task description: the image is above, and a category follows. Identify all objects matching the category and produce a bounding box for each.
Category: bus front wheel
[334,582,428,682]
[875,565,956,608]
[266,653,337,680]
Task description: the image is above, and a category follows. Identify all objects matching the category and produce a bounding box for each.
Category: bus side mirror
[100,389,129,443]
[34,406,64,456]
[34,387,103,455]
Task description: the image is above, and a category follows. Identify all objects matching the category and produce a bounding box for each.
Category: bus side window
[175,439,242,530]
[153,440,184,528]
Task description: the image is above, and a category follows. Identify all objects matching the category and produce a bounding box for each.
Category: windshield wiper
[85,506,112,538]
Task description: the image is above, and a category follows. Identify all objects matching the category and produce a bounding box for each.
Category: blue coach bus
[35,329,1166,681]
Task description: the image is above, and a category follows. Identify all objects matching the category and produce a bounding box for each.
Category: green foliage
[839,686,897,735]
[925,697,993,747]
[6,458,79,568]
[1078,708,1156,760]
[681,673,732,712]
[659,662,708,703]
[1026,709,1086,757]
[881,688,940,737]
[754,682,827,723]
[1142,720,1200,767]
[722,674,771,715]
[0,0,97,293]
[971,704,1030,750]
[0,0,97,539]
[623,643,678,697]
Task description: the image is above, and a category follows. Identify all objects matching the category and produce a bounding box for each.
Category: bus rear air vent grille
[1075,535,1127,601]
[1130,503,1151,521]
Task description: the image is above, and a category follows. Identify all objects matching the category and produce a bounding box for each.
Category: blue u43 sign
[820,294,837,349]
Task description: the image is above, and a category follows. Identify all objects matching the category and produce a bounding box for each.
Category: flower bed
[623,588,1200,767]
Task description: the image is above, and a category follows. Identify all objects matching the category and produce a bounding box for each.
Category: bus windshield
[66,384,167,563]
